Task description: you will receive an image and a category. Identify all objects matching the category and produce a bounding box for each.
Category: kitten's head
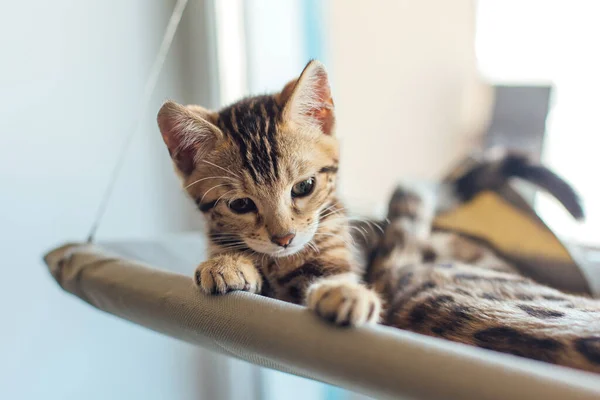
[157,60,339,257]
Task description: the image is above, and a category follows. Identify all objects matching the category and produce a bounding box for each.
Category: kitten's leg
[367,185,435,298]
[195,253,262,295]
[386,185,435,241]
[275,246,382,326]
[306,272,382,327]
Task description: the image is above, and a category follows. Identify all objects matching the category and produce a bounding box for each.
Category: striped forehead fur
[217,95,282,184]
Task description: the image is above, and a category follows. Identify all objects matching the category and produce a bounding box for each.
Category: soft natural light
[476,0,600,245]
[214,0,248,105]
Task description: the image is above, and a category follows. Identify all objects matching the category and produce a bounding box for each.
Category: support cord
[86,0,189,243]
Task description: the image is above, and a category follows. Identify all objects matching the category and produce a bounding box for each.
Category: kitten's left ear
[282,60,335,135]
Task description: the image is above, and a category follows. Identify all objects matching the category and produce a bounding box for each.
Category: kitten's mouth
[269,244,307,258]
[243,239,308,258]
[243,225,318,257]
[243,231,315,258]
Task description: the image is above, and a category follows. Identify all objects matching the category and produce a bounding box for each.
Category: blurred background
[1,0,599,399]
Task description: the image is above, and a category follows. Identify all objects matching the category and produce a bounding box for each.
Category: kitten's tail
[443,148,585,220]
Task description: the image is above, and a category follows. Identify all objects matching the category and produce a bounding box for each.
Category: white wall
[476,0,600,245]
[245,0,305,94]
[327,0,486,213]
[0,1,233,399]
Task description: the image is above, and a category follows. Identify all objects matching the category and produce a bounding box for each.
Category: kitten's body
[352,154,600,374]
[365,183,600,373]
[158,61,600,373]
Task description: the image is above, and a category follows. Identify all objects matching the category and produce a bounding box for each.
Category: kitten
[157,60,381,326]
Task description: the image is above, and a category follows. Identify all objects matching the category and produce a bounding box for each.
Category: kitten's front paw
[306,280,381,327]
[194,255,261,295]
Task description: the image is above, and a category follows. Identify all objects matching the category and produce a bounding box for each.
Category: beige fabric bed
[44,234,600,400]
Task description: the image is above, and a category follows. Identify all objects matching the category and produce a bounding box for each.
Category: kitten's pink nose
[271,233,296,248]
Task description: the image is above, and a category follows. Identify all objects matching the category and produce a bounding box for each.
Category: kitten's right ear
[157,101,222,175]
[281,60,335,135]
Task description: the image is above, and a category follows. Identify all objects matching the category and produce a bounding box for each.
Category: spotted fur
[366,183,600,373]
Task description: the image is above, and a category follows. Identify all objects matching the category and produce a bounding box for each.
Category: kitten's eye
[292,177,316,198]
[229,198,257,214]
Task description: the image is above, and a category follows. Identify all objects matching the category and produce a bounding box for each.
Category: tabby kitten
[158,60,380,326]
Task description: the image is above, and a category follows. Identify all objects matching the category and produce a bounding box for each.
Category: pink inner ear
[162,128,199,175]
[307,71,335,135]
[170,143,198,176]
[158,106,201,175]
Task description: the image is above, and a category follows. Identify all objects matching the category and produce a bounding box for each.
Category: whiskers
[346,217,386,234]
[215,189,236,207]
[307,204,388,250]
[306,240,320,254]
[313,232,355,248]
[200,183,231,203]
[209,233,251,253]
[317,205,386,234]
[319,203,346,220]
[184,175,236,190]
[202,160,241,179]
[183,161,243,205]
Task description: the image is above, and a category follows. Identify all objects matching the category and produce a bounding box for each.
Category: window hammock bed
[44,180,600,400]
[43,236,600,400]
[45,1,600,398]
